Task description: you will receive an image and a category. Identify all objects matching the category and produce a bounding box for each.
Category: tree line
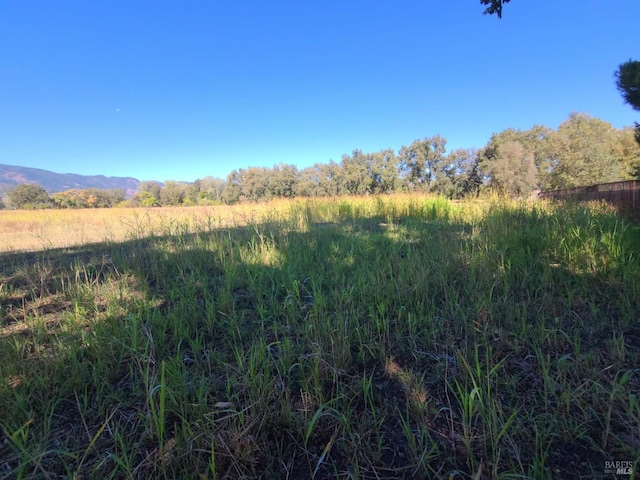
[156,112,639,204]
[2,112,639,210]
[2,186,126,210]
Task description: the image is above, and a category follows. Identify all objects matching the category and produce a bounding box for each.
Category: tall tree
[239,167,271,202]
[341,150,371,195]
[269,163,299,198]
[480,125,553,189]
[369,149,398,194]
[616,60,640,111]
[341,149,399,195]
[296,164,324,197]
[135,181,162,207]
[445,148,483,198]
[222,170,242,204]
[198,177,226,204]
[184,179,202,205]
[547,113,622,189]
[481,141,538,195]
[613,127,640,179]
[6,184,51,209]
[398,135,447,191]
[160,181,187,206]
[297,161,344,197]
[615,60,640,145]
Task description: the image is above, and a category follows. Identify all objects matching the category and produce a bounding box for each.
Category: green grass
[1,195,639,479]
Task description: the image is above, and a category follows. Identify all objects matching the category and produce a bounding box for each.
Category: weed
[1,194,638,478]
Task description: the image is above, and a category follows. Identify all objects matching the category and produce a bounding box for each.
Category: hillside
[0,164,140,198]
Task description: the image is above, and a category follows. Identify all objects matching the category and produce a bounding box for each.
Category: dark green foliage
[52,188,125,208]
[547,113,622,189]
[222,170,242,204]
[340,149,398,195]
[481,0,511,17]
[398,135,448,191]
[616,60,640,112]
[480,125,553,189]
[159,181,186,206]
[296,161,344,197]
[616,60,640,147]
[446,148,483,198]
[6,183,52,209]
[269,163,298,198]
[481,140,539,194]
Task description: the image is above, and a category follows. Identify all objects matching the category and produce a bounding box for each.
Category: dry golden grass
[0,204,281,253]
[0,194,478,253]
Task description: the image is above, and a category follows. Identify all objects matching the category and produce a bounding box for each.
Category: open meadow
[0,194,639,479]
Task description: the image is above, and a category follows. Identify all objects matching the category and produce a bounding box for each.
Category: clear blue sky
[1,0,639,182]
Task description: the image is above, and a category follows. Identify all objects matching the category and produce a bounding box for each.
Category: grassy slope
[0,195,639,479]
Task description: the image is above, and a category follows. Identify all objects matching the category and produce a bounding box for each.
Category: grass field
[0,204,275,253]
[1,194,639,479]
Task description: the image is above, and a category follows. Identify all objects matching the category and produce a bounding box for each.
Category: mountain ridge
[0,164,140,198]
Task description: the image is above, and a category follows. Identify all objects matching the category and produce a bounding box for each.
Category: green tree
[616,60,640,111]
[445,148,483,198]
[613,127,640,179]
[132,181,162,207]
[107,189,126,206]
[6,184,51,209]
[341,150,370,195]
[269,163,298,198]
[193,177,225,204]
[222,170,242,204]
[81,188,123,208]
[296,165,321,197]
[239,167,271,202]
[616,60,640,145]
[340,149,399,195]
[160,181,186,206]
[184,179,202,205]
[481,125,553,188]
[398,135,447,191]
[52,190,79,208]
[369,149,398,194]
[481,141,538,195]
[297,161,344,197]
[137,191,160,207]
[547,113,622,189]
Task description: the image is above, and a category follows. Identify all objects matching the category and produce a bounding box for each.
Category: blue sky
[1,0,639,182]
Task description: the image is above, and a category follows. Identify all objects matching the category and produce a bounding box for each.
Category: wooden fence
[538,180,640,215]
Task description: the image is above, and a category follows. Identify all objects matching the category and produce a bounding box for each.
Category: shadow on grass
[1,203,639,478]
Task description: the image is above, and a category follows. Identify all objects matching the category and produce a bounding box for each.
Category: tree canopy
[481,141,538,195]
[616,60,640,111]
[547,113,622,189]
[616,60,640,145]
[6,184,51,209]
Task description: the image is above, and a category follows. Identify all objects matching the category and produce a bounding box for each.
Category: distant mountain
[0,164,140,198]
